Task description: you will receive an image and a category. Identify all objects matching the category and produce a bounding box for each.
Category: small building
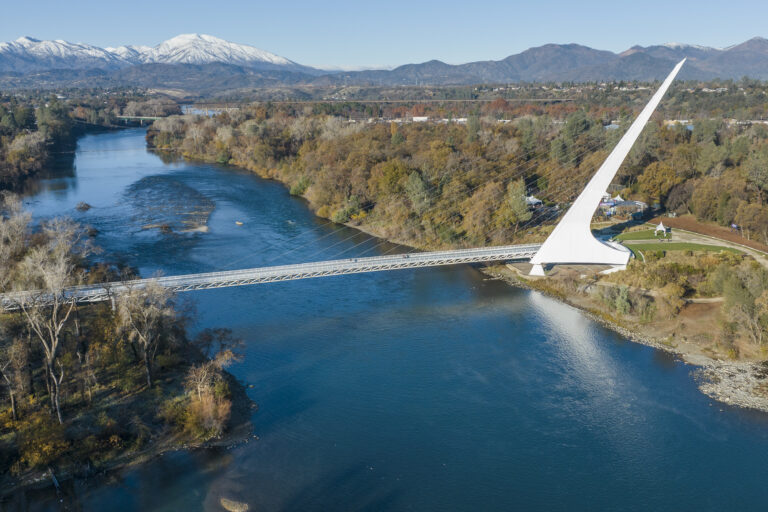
[599,192,615,211]
[526,196,543,208]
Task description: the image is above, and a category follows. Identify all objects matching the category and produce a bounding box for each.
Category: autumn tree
[183,349,239,439]
[636,161,680,202]
[116,282,176,388]
[744,148,768,204]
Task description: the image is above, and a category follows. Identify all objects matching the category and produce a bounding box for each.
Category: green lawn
[627,242,743,258]
[614,229,669,241]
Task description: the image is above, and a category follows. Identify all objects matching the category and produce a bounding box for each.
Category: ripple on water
[124,175,215,234]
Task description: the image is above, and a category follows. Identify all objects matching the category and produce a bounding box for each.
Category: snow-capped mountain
[0,34,311,73]
[3,34,768,88]
[661,42,720,51]
[134,34,294,66]
[0,36,128,72]
[105,44,153,63]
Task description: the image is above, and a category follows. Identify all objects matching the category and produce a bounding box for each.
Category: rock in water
[220,498,249,512]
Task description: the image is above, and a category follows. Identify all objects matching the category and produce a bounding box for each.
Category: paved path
[624,226,768,269]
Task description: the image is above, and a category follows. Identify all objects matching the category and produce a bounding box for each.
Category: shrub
[331,196,361,224]
[290,175,311,196]
[16,411,69,469]
[158,396,187,427]
[614,286,631,315]
[184,393,232,441]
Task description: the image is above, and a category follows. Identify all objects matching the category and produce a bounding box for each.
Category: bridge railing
[0,244,541,310]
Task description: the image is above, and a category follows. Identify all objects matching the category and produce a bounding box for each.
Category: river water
[18,129,768,511]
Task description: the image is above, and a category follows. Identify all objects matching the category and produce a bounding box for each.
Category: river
[17,129,768,511]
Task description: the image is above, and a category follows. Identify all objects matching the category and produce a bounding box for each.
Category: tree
[718,264,768,346]
[637,161,681,201]
[390,122,403,145]
[404,172,430,215]
[0,343,17,421]
[185,350,237,402]
[183,349,238,439]
[116,283,176,388]
[0,333,28,422]
[505,179,532,235]
[563,110,591,142]
[466,115,480,144]
[0,193,31,291]
[744,148,768,204]
[193,328,242,359]
[462,182,504,243]
[14,218,85,423]
[735,202,768,244]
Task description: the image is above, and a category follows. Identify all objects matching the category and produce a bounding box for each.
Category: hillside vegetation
[147,86,768,249]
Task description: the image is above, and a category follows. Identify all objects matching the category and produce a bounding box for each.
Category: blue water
[20,129,768,511]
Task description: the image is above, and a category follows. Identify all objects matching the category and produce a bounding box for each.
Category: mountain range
[0,34,317,74]
[2,34,768,92]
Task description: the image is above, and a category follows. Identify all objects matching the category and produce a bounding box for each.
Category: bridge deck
[0,244,541,310]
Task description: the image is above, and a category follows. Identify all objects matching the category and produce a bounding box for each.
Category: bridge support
[529,59,685,276]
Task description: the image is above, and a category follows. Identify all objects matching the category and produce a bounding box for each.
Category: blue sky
[2,0,766,68]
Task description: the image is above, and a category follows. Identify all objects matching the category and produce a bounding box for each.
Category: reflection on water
[12,129,768,512]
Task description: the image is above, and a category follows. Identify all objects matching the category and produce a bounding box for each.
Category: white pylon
[529,59,686,276]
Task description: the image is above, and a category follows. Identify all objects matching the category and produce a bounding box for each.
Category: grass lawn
[627,242,743,258]
[614,229,670,241]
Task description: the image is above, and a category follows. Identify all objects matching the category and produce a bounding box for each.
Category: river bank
[1,364,255,503]
[0,349,256,498]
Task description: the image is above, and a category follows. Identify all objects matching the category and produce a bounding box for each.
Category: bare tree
[731,302,764,346]
[116,282,176,388]
[185,349,238,401]
[0,193,31,292]
[193,328,242,359]
[0,341,16,421]
[14,219,85,423]
[184,125,207,153]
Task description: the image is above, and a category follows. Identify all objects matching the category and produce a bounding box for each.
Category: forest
[147,82,768,249]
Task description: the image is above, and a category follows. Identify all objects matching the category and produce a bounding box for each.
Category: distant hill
[328,39,768,85]
[2,35,768,92]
